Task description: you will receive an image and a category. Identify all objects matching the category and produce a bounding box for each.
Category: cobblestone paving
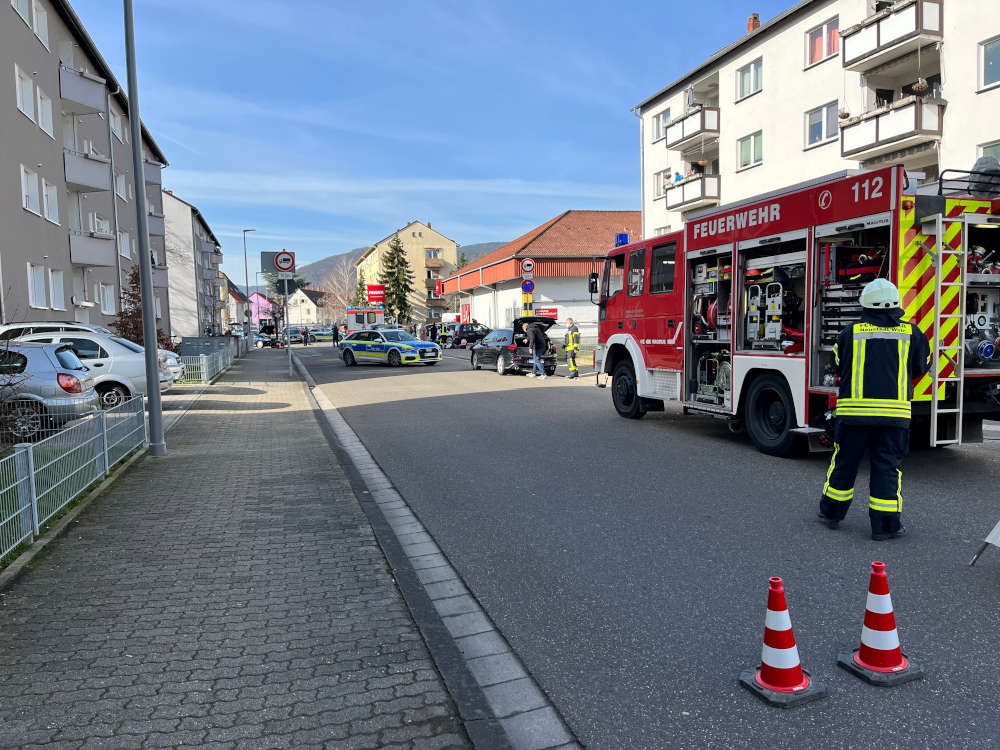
[0,352,471,750]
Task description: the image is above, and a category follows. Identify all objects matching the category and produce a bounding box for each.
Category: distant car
[283,327,307,344]
[445,323,491,348]
[469,317,558,376]
[0,342,100,441]
[310,327,333,341]
[340,329,441,367]
[17,332,170,408]
[162,350,186,382]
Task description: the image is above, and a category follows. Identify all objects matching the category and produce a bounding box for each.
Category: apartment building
[354,221,459,323]
[637,0,1000,239]
[222,277,249,333]
[2,0,170,330]
[162,190,223,337]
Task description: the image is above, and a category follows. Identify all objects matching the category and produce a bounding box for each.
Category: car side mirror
[588,272,599,295]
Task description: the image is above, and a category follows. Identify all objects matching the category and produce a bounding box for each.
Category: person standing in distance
[817,278,930,541]
[522,321,547,379]
[563,317,580,379]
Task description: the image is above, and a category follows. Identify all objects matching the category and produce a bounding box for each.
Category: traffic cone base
[739,667,827,708]
[837,650,924,687]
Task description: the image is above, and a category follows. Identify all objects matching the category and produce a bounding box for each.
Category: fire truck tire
[744,374,798,456]
[612,361,646,420]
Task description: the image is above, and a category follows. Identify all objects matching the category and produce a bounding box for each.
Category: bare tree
[321,256,356,325]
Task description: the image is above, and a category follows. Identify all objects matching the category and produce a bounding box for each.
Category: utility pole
[123,0,165,457]
[243,229,255,348]
[284,277,292,376]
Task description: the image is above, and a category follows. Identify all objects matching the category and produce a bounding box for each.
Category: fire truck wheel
[612,361,646,420]
[745,374,797,456]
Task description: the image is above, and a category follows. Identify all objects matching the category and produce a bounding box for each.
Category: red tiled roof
[448,210,640,279]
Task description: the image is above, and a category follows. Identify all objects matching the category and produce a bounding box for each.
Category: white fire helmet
[859,278,901,309]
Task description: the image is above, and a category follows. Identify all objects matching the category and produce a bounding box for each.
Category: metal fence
[0,399,100,452]
[175,337,243,384]
[0,396,146,561]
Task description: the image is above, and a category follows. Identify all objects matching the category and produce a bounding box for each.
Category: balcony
[665,107,720,151]
[202,267,219,280]
[424,257,444,269]
[147,211,164,236]
[64,149,111,192]
[424,278,441,290]
[841,0,942,74]
[426,297,448,308]
[59,65,106,114]
[665,175,721,211]
[198,236,218,254]
[152,267,169,288]
[69,230,116,267]
[143,160,162,185]
[840,96,943,160]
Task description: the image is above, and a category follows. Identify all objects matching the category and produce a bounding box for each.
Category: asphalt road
[297,345,1000,750]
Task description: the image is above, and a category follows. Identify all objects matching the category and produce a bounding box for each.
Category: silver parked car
[18,332,170,409]
[0,342,100,442]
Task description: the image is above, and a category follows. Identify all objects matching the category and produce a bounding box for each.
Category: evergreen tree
[352,270,368,306]
[111,265,171,348]
[378,234,415,323]
[457,251,468,268]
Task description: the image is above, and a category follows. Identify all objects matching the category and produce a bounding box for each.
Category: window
[28,263,47,307]
[649,242,677,294]
[115,172,127,200]
[983,37,1000,88]
[11,0,29,24]
[652,108,671,141]
[110,110,124,141]
[117,230,131,258]
[806,102,838,146]
[42,179,58,223]
[155,296,162,319]
[99,283,115,315]
[982,140,1000,160]
[20,165,40,214]
[36,86,53,136]
[653,168,670,198]
[49,269,65,310]
[736,58,763,100]
[425,249,441,259]
[738,131,763,169]
[653,226,671,237]
[32,0,48,47]
[627,248,646,297]
[806,18,839,66]
[63,337,104,360]
[54,347,84,371]
[0,350,28,376]
[15,64,35,121]
[603,253,625,299]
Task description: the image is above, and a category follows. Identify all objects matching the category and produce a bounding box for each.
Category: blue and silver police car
[341,329,441,367]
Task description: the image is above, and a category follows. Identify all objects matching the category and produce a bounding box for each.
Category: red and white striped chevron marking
[854,561,909,673]
[755,577,811,692]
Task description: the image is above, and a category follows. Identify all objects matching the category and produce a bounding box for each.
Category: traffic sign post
[261,250,296,375]
[521,280,534,293]
[520,259,535,315]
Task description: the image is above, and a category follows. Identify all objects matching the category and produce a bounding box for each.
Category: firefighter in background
[817,279,930,541]
[563,317,580,379]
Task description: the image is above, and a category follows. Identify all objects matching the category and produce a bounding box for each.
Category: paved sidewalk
[0,352,471,750]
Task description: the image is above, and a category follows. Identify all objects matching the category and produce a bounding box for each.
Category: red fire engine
[593,165,1000,455]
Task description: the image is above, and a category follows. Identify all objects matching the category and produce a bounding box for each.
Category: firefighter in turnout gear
[817,279,931,541]
[563,317,580,379]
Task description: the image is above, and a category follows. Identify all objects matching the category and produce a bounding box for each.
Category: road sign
[275,250,295,272]
[521,279,534,293]
[521,258,534,275]
[277,271,294,280]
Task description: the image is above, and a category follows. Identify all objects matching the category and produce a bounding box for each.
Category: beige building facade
[354,221,458,323]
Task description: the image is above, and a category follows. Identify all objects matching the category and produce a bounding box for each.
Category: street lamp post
[242,229,255,348]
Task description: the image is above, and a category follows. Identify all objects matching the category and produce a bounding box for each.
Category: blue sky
[73,0,791,279]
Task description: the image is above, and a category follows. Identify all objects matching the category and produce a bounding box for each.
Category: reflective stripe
[764,609,792,631]
[896,469,903,513]
[853,337,863,399]
[833,342,839,366]
[824,442,839,488]
[866,592,894,615]
[869,496,900,512]
[835,398,909,410]
[761,644,801,669]
[822,484,853,501]
[861,625,900,651]
[899,339,910,400]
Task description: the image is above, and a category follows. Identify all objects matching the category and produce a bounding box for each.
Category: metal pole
[123,0,165,457]
[284,278,292,376]
[243,229,255,346]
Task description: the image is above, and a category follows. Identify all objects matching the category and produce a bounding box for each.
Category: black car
[469,317,558,376]
[445,323,491,348]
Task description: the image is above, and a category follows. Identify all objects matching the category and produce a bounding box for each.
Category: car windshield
[111,336,143,353]
[382,331,416,342]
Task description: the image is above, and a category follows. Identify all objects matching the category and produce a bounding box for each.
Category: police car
[340,328,441,367]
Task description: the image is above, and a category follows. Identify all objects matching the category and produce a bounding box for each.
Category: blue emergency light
[615,233,630,247]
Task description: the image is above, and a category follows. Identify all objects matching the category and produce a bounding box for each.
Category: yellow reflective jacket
[564,326,580,351]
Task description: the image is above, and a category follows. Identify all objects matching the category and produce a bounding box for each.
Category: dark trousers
[567,349,578,374]
[819,422,908,534]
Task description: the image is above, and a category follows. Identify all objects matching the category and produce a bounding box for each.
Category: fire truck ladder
[928,214,967,447]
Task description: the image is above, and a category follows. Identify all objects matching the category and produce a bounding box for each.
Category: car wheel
[496,354,507,375]
[611,361,646,419]
[745,373,799,457]
[343,350,356,367]
[98,384,129,410]
[388,349,402,367]
[255,340,265,349]
[4,400,45,441]
[545,366,556,376]
[471,352,480,370]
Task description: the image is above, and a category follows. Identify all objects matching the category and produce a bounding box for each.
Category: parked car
[162,350,186,382]
[283,326,304,344]
[17,332,170,408]
[469,317,558,376]
[310,327,333,341]
[340,329,441,367]
[0,342,100,441]
[444,323,491,348]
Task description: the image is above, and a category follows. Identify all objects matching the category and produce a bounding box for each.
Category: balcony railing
[152,267,168,288]
[64,149,111,192]
[840,96,943,160]
[665,107,720,151]
[424,257,444,269]
[425,297,448,308]
[69,231,116,267]
[59,65,106,115]
[665,175,721,211]
[146,212,165,236]
[143,160,162,185]
[841,0,943,73]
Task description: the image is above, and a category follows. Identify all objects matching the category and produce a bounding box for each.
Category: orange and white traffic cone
[838,561,924,686]
[740,576,827,707]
